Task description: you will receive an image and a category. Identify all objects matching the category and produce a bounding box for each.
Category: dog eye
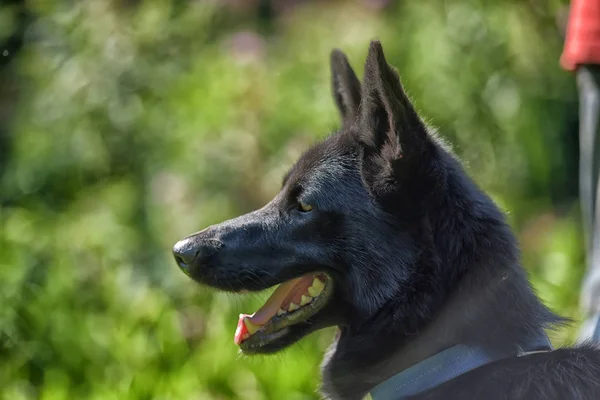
[298,202,313,212]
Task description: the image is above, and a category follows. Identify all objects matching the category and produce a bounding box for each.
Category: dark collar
[369,335,552,400]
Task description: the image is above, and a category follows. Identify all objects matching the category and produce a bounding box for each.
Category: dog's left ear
[357,41,428,193]
[331,49,362,129]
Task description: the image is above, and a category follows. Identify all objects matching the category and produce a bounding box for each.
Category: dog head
[173,41,449,354]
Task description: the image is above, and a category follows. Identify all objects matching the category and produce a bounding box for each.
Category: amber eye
[298,202,313,212]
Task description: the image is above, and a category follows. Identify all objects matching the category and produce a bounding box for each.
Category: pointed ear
[330,49,361,129]
[358,41,426,162]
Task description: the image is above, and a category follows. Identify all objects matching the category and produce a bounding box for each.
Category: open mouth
[234,273,333,352]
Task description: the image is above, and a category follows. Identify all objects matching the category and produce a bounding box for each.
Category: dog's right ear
[330,49,361,129]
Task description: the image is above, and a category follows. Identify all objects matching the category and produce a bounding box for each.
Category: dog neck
[320,262,558,400]
[319,170,561,400]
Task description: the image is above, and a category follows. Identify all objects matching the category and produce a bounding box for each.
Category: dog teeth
[288,302,299,312]
[300,295,312,306]
[277,308,286,316]
[244,318,260,334]
[313,277,325,290]
[308,277,325,297]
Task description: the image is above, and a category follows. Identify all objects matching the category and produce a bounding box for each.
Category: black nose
[172,237,221,274]
[173,238,198,272]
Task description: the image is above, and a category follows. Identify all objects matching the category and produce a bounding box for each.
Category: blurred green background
[0,0,585,399]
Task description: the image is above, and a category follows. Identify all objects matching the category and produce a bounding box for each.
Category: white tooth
[244,318,260,335]
[300,295,312,306]
[308,285,322,297]
[288,302,299,312]
[312,277,325,291]
[277,308,286,316]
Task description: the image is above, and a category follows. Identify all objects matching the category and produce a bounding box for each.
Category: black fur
[173,41,600,399]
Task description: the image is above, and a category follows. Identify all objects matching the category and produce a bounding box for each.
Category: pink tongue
[247,276,304,325]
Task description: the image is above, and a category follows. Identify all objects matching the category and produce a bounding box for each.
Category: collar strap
[369,335,552,399]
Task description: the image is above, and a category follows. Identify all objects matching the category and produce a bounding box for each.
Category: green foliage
[0,0,585,398]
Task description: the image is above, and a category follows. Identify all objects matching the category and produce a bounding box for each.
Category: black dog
[173,41,600,399]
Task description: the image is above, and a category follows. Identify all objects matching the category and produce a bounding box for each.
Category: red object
[561,0,600,70]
